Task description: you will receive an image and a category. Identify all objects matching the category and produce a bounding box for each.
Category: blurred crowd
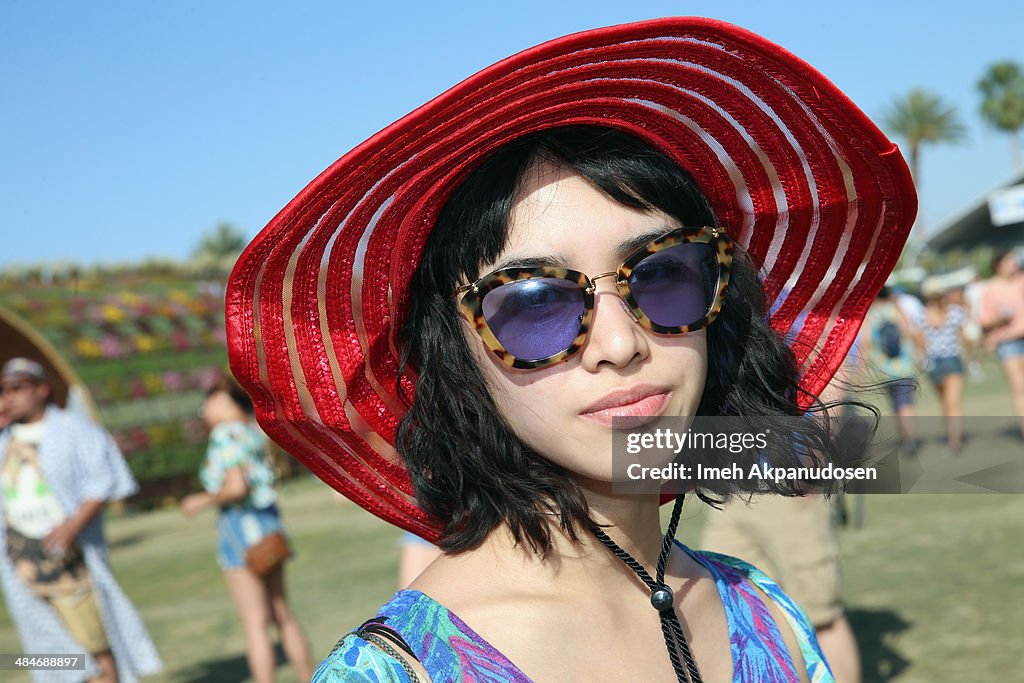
[857,248,1024,453]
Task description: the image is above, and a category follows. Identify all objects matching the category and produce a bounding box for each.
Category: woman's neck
[468,488,672,592]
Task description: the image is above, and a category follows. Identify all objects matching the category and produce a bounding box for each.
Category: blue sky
[2,1,1022,267]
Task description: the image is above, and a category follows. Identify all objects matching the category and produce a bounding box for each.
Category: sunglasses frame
[455,226,734,369]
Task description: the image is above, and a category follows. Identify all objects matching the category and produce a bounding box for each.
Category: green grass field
[1,356,1021,682]
[2,482,1020,682]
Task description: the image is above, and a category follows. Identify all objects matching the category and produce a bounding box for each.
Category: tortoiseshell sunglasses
[455,226,733,369]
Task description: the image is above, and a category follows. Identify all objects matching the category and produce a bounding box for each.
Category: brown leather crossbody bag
[244,531,291,576]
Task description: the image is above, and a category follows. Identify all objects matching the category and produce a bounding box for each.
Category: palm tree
[881,88,966,185]
[978,60,1024,169]
[191,222,248,276]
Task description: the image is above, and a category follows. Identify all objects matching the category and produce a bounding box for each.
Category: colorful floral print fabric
[313,543,833,682]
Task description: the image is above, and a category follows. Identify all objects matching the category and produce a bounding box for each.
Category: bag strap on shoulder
[354,617,428,683]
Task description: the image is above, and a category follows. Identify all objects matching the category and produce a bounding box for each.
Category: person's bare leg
[940,374,964,451]
[896,405,916,443]
[265,565,313,681]
[815,615,862,683]
[1001,356,1024,438]
[224,568,275,683]
[87,650,118,683]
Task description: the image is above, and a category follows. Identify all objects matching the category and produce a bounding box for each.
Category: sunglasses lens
[482,278,584,361]
[628,243,717,327]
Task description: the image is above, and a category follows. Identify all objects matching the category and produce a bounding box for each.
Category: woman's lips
[578,391,670,428]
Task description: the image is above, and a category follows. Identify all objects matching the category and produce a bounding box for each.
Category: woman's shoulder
[689,547,833,682]
[314,592,429,682]
[315,589,526,682]
[693,549,802,610]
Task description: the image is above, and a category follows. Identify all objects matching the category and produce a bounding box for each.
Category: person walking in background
[943,285,985,383]
[862,286,920,453]
[979,249,1024,441]
[0,357,162,683]
[912,282,969,453]
[180,374,312,683]
[893,284,925,326]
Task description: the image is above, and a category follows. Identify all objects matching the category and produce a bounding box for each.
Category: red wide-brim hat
[226,17,916,541]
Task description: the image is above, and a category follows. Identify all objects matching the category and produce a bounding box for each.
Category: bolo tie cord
[590,493,704,683]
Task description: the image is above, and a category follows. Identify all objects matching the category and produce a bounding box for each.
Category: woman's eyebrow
[615,227,676,260]
[490,255,567,270]
[490,227,676,272]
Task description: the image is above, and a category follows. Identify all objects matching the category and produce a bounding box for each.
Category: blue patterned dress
[314,542,833,682]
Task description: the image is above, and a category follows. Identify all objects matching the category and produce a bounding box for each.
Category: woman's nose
[578,280,648,371]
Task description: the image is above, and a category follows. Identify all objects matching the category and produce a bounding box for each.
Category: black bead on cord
[590,493,703,683]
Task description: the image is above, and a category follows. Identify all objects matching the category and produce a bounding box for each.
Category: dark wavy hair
[395,126,867,556]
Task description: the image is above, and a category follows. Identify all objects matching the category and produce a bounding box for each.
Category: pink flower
[100,334,125,359]
[162,371,185,392]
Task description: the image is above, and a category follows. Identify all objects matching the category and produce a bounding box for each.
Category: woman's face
[462,162,708,484]
[201,390,241,428]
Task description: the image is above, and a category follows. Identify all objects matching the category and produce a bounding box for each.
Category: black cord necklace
[590,493,703,683]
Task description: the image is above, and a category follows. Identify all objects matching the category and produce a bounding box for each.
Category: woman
[979,250,1024,440]
[863,286,920,453]
[225,18,915,682]
[912,284,968,453]
[181,376,313,683]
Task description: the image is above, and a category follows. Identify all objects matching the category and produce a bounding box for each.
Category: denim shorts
[996,338,1024,361]
[926,356,964,386]
[216,505,285,570]
[886,378,917,411]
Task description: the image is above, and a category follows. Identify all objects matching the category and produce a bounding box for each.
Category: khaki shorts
[701,494,842,626]
[47,589,110,655]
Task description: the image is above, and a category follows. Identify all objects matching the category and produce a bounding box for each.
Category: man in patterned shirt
[0,358,162,683]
